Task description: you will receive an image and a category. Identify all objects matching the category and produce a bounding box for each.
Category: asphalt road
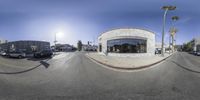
[0,52,200,100]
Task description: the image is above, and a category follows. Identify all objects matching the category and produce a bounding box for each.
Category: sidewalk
[86,52,172,70]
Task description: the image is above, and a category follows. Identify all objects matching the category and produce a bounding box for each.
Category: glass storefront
[107,38,147,53]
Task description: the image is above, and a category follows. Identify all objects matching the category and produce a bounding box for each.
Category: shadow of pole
[0,58,51,74]
[40,61,50,68]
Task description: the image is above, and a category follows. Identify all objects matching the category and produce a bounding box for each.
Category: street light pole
[161,6,176,57]
[169,33,171,54]
[161,9,168,57]
[54,33,57,51]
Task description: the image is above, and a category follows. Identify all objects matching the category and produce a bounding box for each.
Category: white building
[98,28,155,57]
[82,44,97,51]
[193,37,200,52]
[0,39,8,44]
[0,39,8,50]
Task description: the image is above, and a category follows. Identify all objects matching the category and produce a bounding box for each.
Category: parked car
[34,49,53,58]
[196,51,200,56]
[193,51,197,55]
[0,51,7,56]
[8,51,26,58]
[54,49,59,52]
[155,48,161,54]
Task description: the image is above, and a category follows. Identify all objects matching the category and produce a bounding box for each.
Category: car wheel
[18,55,22,59]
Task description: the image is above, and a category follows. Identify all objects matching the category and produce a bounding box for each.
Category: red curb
[86,54,173,70]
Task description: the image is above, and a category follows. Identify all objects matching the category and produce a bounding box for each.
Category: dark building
[0,40,50,54]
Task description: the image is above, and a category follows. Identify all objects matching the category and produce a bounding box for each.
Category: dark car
[155,48,161,54]
[193,51,197,55]
[195,51,200,56]
[34,50,53,58]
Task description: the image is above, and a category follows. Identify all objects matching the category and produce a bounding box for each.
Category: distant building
[0,40,50,54]
[0,39,8,44]
[155,42,168,52]
[82,44,97,51]
[0,39,8,50]
[175,45,183,51]
[52,44,75,51]
[192,37,200,52]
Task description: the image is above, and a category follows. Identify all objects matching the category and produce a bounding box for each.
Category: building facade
[98,28,155,57]
[0,40,50,54]
[193,37,200,52]
[0,39,8,44]
[52,44,75,51]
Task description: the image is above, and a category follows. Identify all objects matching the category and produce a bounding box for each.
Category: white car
[8,51,26,58]
[196,52,200,56]
[0,51,7,56]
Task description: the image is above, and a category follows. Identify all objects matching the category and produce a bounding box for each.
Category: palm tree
[171,16,179,52]
[77,40,82,51]
[172,16,179,21]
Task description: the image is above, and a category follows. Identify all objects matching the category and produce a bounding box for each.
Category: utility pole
[161,6,176,57]
[54,33,58,51]
[169,33,171,54]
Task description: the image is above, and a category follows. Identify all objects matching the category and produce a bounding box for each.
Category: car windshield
[0,0,200,100]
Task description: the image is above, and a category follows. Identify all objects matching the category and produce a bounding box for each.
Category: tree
[182,41,193,52]
[77,40,82,51]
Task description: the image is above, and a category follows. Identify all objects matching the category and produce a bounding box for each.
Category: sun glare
[56,32,64,38]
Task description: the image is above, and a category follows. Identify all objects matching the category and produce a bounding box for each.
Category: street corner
[86,52,173,72]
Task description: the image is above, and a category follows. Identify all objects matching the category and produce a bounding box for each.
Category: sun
[56,32,64,38]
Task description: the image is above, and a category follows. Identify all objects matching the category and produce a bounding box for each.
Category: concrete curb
[86,54,173,70]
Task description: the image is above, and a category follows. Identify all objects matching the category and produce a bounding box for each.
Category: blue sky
[0,0,199,46]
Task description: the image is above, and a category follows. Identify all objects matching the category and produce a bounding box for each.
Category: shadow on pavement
[0,55,26,60]
[0,58,51,74]
[27,56,52,61]
[167,60,200,73]
[40,61,50,68]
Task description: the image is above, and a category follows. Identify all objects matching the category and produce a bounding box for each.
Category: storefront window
[107,38,147,53]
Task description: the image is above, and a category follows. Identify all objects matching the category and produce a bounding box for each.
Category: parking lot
[0,52,75,74]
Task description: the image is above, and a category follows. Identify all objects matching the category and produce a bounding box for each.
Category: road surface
[0,52,200,100]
